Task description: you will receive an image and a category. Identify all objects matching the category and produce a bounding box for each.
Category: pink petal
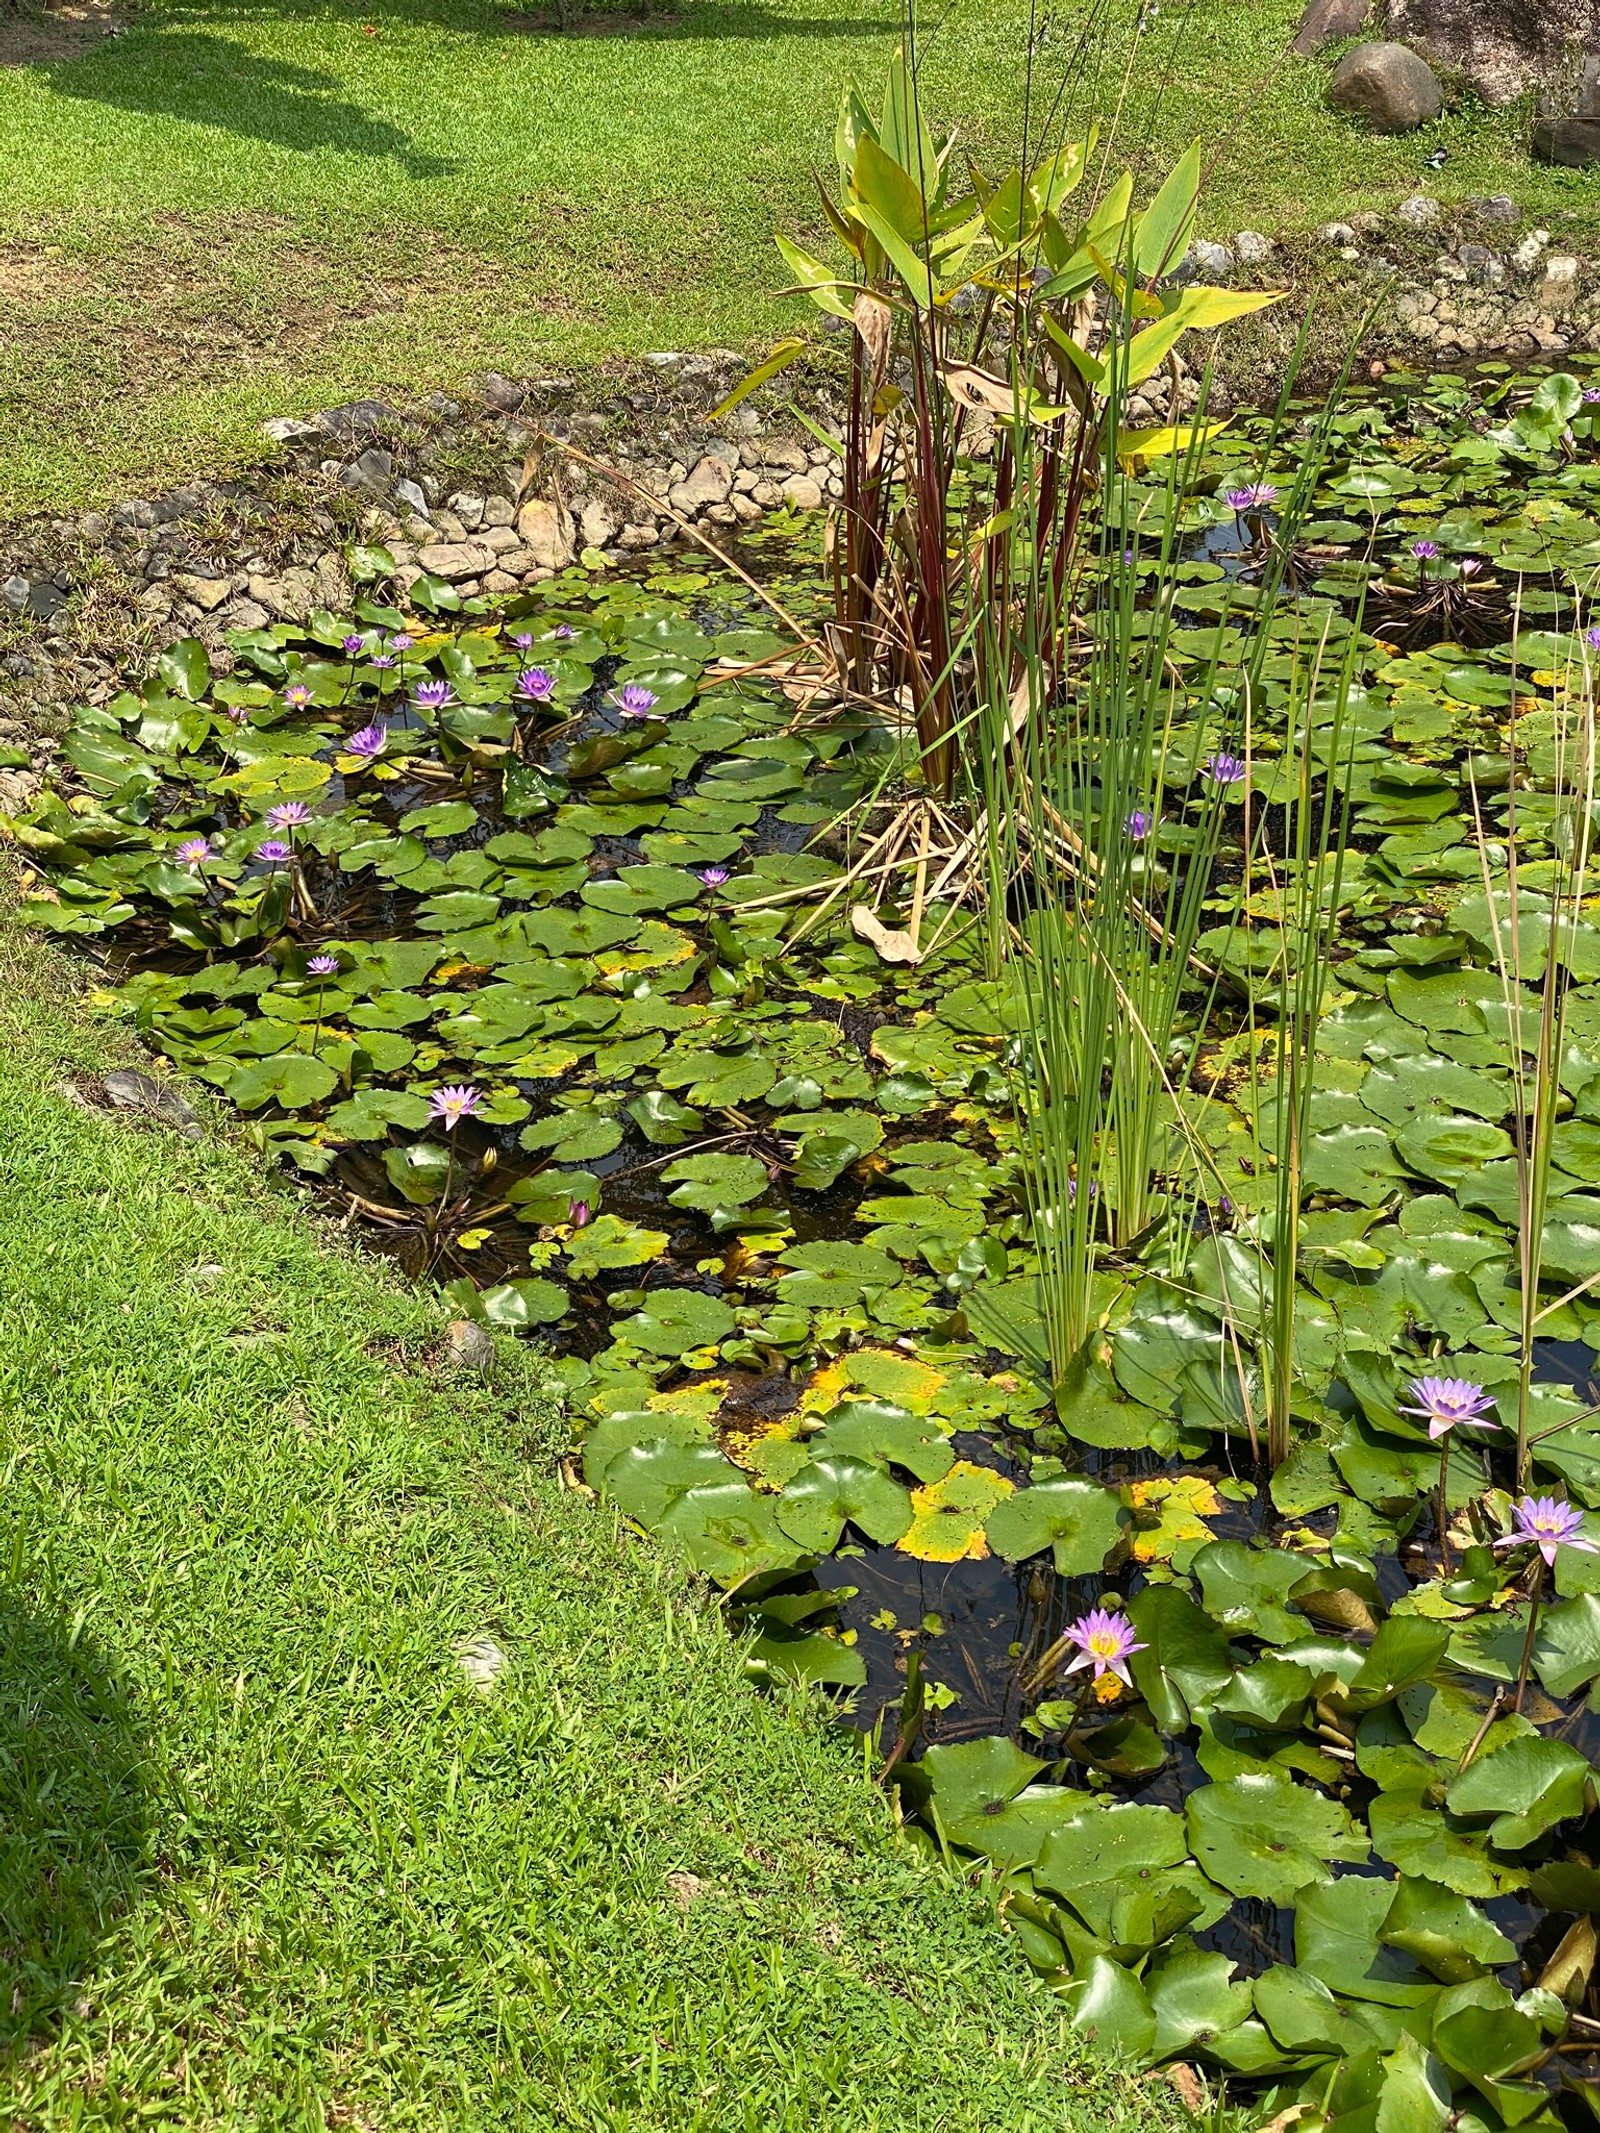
[1063,1650,1092,1675]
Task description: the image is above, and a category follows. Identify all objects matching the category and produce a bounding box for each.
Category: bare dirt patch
[0,0,124,68]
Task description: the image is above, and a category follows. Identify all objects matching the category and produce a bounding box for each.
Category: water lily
[612,683,659,719]
[342,633,367,657]
[568,1199,592,1229]
[429,1083,482,1128]
[1495,1495,1596,1568]
[282,683,313,711]
[266,801,312,833]
[255,839,292,866]
[1404,1375,1498,1574]
[412,679,457,715]
[699,866,730,888]
[347,723,388,762]
[174,836,211,869]
[1203,751,1247,786]
[1124,810,1155,841]
[1410,539,1439,561]
[1401,1375,1497,1442]
[514,667,557,704]
[306,953,340,976]
[1224,483,1277,513]
[1062,1606,1146,1688]
[388,633,413,652]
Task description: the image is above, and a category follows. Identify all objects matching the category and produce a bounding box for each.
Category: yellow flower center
[1088,1629,1122,1659]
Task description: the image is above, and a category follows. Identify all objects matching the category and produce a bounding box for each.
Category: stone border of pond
[4,183,1600,818]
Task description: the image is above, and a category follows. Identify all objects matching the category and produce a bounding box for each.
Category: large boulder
[1381,0,1599,105]
[1329,40,1444,128]
[1533,112,1600,161]
[1293,0,1371,54]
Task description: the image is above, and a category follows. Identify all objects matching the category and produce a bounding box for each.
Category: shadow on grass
[0,1595,146,2054]
[47,30,458,175]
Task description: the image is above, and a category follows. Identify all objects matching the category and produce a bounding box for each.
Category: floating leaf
[773,1454,914,1552]
[1187,1773,1368,1903]
[227,1052,339,1111]
[984,1476,1125,1575]
[898,1461,1015,1562]
[612,1289,737,1357]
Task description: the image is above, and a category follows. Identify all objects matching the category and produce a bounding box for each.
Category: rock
[102,1067,202,1138]
[754,438,809,475]
[447,492,486,530]
[173,574,231,612]
[315,399,398,443]
[513,497,576,571]
[1234,229,1275,264]
[578,499,621,549]
[781,474,825,510]
[479,374,526,412]
[1513,229,1551,272]
[340,447,394,492]
[1470,192,1519,222]
[447,1319,498,1376]
[618,524,658,550]
[1291,0,1369,53]
[456,1633,509,1690]
[417,541,494,581]
[482,569,519,594]
[669,455,734,512]
[1318,220,1359,244]
[221,599,271,631]
[394,477,431,519]
[1,576,27,614]
[1541,254,1582,306]
[261,416,320,443]
[482,495,516,528]
[1384,0,1599,106]
[1533,115,1600,166]
[1328,42,1443,131]
[1180,239,1236,279]
[1395,193,1443,226]
[1457,243,1505,283]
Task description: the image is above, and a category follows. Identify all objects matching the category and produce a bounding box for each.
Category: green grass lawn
[2,0,1596,513]
[0,930,1184,2132]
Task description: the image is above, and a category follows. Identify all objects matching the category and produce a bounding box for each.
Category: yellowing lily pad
[1128,1474,1223,1565]
[593,922,697,974]
[898,1460,1015,1562]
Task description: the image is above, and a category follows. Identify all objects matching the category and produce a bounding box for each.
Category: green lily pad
[1378,1875,1515,1983]
[227,1052,340,1111]
[662,1151,771,1214]
[983,1477,1126,1575]
[1444,1733,1593,1848]
[612,1288,736,1356]
[1186,1773,1368,1903]
[773,1454,913,1552]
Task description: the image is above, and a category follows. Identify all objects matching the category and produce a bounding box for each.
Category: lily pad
[983,1477,1126,1574]
[898,1461,1015,1562]
[1186,1772,1368,1903]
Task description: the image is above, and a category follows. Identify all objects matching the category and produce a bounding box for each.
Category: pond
[20,356,1600,2126]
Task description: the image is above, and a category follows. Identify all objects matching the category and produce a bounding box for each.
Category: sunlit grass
[0,932,1182,2132]
[0,0,1596,509]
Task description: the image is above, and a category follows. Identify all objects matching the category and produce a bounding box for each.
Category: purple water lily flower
[223,703,252,725]
[412,680,457,714]
[306,953,340,976]
[509,633,535,651]
[347,723,388,761]
[429,1083,482,1128]
[266,801,311,832]
[568,1199,592,1228]
[342,634,367,657]
[612,683,659,719]
[1062,1607,1147,1688]
[1401,1375,1498,1442]
[1225,483,1278,513]
[1587,627,1600,651]
[699,866,730,888]
[553,623,574,640]
[1495,1495,1598,1568]
[1460,558,1483,577]
[174,836,212,869]
[1203,752,1247,786]
[370,654,397,672]
[1411,539,1440,561]
[1124,810,1155,841]
[256,839,292,866]
[514,667,557,704]
[282,683,313,710]
[388,633,413,652]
